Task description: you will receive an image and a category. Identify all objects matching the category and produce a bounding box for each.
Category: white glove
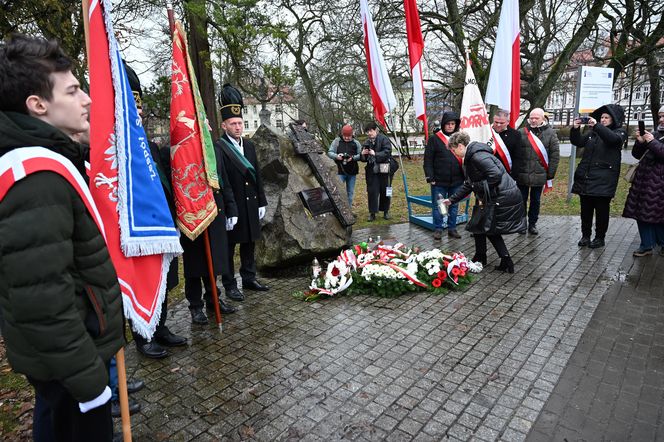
[226,216,238,231]
[79,385,111,413]
[258,206,266,220]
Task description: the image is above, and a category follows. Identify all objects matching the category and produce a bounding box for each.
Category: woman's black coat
[571,104,627,198]
[449,142,526,234]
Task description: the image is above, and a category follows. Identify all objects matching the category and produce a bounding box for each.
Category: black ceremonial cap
[220,83,244,121]
[122,60,142,108]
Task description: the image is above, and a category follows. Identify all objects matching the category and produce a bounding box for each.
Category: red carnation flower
[431,278,442,288]
[437,271,448,280]
[331,266,340,277]
[451,267,461,276]
[443,260,450,267]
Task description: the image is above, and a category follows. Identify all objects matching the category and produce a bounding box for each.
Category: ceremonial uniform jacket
[220,134,267,244]
[180,141,238,278]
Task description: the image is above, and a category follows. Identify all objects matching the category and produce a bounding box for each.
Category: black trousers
[474,233,509,258]
[30,377,113,442]
[580,195,611,239]
[366,171,391,214]
[222,242,257,289]
[185,274,221,310]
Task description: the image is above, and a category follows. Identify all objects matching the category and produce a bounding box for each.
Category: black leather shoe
[191,308,208,325]
[528,224,538,235]
[220,299,237,314]
[227,287,245,301]
[243,279,269,291]
[367,213,376,222]
[111,398,141,418]
[471,254,487,265]
[383,212,392,220]
[448,230,461,239]
[126,379,145,394]
[154,330,187,347]
[589,238,605,248]
[495,256,515,273]
[136,341,168,359]
[578,237,591,247]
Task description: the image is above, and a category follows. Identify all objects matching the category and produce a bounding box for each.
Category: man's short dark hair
[0,34,73,114]
[364,122,378,132]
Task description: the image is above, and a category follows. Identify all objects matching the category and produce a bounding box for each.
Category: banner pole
[203,229,223,330]
[115,348,133,442]
[167,2,175,33]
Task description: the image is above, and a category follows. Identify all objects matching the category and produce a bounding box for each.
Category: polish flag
[485,0,521,128]
[404,0,428,139]
[360,0,397,127]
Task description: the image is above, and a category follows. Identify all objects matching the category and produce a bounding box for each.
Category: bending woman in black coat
[443,132,526,273]
[571,104,627,249]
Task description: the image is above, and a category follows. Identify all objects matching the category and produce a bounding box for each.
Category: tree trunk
[185,0,220,139]
[645,52,662,124]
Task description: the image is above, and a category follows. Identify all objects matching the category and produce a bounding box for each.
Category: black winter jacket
[0,111,124,402]
[571,104,627,198]
[449,142,526,234]
[360,133,392,173]
[423,113,464,187]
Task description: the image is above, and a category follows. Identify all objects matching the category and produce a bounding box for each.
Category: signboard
[298,187,334,216]
[575,66,615,114]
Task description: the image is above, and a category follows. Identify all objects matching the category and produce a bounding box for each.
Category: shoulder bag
[465,180,497,234]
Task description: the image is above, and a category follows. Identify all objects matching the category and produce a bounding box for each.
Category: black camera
[342,153,351,159]
[578,116,590,124]
[638,120,646,136]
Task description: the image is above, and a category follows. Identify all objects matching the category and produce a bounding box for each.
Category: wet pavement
[118,215,656,441]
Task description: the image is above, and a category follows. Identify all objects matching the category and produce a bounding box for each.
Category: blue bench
[406,194,471,231]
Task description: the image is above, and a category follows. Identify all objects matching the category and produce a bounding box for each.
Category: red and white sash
[0,147,106,236]
[436,131,463,168]
[524,127,553,193]
[491,128,513,173]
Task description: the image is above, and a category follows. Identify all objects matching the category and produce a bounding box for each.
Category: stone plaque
[298,187,334,216]
[288,123,355,227]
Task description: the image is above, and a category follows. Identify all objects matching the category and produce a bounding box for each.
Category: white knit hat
[659,105,664,114]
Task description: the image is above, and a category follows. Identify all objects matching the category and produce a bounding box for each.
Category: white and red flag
[485,0,521,127]
[404,0,428,139]
[459,59,492,146]
[88,0,181,338]
[360,0,397,127]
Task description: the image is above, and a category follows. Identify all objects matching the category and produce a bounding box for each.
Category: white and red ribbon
[524,127,553,193]
[491,128,513,173]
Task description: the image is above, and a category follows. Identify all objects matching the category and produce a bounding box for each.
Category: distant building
[242,88,299,136]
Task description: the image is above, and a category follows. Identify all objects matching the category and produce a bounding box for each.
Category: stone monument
[252,124,354,270]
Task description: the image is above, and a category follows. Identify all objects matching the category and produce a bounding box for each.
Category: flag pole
[82,0,132,439]
[383,115,411,216]
[115,348,133,442]
[204,230,224,330]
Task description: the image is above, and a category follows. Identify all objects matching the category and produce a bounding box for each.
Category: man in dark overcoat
[181,133,239,324]
[217,84,269,300]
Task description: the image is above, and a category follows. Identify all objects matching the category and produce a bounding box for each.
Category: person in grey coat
[328,124,362,206]
[515,108,560,234]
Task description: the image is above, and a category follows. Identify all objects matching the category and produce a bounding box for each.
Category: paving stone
[107,217,650,441]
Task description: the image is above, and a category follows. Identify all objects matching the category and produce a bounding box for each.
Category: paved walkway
[528,234,664,441]
[119,215,651,441]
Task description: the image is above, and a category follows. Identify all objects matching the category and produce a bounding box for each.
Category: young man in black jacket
[0,35,124,441]
[423,111,464,239]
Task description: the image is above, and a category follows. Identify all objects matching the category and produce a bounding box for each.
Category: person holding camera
[328,124,362,207]
[622,106,664,256]
[571,104,627,248]
[361,122,393,221]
